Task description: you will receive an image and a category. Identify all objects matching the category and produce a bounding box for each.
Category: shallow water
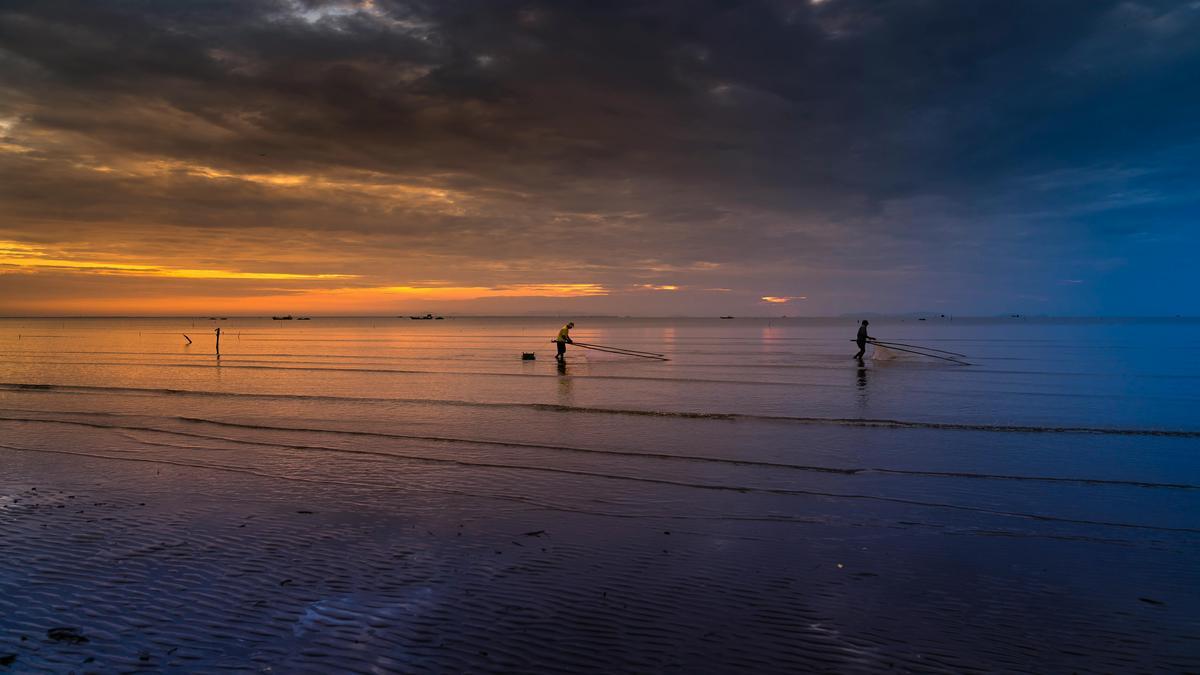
[1,317,1198,671]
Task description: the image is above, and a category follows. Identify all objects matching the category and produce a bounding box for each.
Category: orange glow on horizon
[0,241,612,314]
[372,283,608,298]
[25,286,600,313]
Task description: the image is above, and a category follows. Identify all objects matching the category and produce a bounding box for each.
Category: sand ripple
[2,432,1198,672]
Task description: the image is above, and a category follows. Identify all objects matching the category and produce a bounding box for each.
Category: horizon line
[0,314,1196,320]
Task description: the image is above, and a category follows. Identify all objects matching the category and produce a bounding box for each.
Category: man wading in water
[854,320,874,361]
[555,322,574,362]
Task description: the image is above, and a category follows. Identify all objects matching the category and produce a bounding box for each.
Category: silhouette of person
[555,322,574,361]
[854,320,873,360]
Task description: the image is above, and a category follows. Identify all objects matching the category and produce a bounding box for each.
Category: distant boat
[719,316,735,319]
[272,315,294,320]
[409,314,444,320]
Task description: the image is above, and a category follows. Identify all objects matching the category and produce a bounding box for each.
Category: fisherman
[555,321,574,361]
[854,320,873,360]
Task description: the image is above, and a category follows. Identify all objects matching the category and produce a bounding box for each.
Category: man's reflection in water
[557,359,573,403]
[856,362,868,408]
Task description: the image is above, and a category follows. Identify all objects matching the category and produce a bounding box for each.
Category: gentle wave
[0,442,670,521]
[0,440,956,527]
[0,408,854,476]
[5,360,1196,405]
[0,360,823,389]
[2,416,1197,534]
[6,407,1193,490]
[14,348,1199,380]
[2,382,1198,437]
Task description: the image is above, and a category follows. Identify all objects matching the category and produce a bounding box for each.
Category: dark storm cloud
[2,0,1199,314]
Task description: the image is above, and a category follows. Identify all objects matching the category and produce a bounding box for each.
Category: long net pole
[571,341,667,357]
[870,340,967,358]
[571,341,665,357]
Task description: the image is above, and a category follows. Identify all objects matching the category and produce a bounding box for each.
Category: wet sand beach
[1,317,1198,672]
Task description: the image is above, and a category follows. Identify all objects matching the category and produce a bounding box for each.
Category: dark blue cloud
[1,0,1197,314]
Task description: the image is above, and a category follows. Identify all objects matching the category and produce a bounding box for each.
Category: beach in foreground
[1,317,1198,672]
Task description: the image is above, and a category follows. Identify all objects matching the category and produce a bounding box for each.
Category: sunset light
[0,2,1196,672]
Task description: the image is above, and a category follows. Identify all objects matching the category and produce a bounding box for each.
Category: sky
[1,0,1198,316]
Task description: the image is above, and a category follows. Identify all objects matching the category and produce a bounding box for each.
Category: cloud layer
[2,0,1198,314]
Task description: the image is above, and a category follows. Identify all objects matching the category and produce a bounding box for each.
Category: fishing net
[870,344,917,362]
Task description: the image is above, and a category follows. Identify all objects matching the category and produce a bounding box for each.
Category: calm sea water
[3,316,1198,426]
[1,316,1198,671]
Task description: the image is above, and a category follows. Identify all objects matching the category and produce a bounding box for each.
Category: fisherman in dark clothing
[854,320,873,360]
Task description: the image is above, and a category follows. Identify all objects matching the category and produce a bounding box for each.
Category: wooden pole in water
[214,327,221,356]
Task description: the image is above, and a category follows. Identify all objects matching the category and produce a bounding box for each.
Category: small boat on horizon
[272,315,294,320]
[408,314,444,320]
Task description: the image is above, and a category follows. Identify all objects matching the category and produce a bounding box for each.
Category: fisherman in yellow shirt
[555,322,574,361]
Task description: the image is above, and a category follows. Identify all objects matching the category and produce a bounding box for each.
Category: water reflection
[556,359,573,403]
[659,325,677,352]
[855,362,868,408]
[759,324,783,354]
